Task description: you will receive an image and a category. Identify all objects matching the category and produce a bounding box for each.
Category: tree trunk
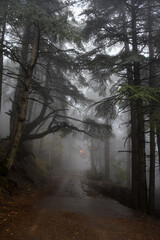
[6,24,40,169]
[27,98,35,123]
[125,39,139,208]
[130,100,139,209]
[90,139,97,175]
[10,25,31,141]
[131,0,147,211]
[149,121,155,214]
[123,10,139,207]
[126,116,131,188]
[22,59,50,139]
[137,100,147,211]
[0,4,6,112]
[156,132,160,172]
[148,0,155,214]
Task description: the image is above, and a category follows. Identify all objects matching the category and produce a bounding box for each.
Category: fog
[26,105,130,188]
[1,64,160,214]
[1,0,160,219]
[0,95,10,138]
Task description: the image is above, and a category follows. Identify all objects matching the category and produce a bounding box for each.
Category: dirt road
[0,172,160,240]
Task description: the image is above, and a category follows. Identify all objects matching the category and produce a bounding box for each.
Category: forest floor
[0,171,160,240]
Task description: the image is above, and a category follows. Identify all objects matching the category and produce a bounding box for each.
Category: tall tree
[3,0,85,169]
[82,0,160,213]
[130,0,147,211]
[7,23,40,169]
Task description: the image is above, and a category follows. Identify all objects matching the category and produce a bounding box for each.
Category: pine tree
[2,0,85,169]
[82,0,160,213]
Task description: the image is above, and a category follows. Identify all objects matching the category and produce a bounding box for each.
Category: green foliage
[5,0,83,47]
[118,84,160,103]
[119,52,146,66]
[94,97,117,120]
[2,0,89,143]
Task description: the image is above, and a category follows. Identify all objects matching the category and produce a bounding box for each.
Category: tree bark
[0,1,7,112]
[22,60,50,138]
[131,0,147,211]
[6,24,40,169]
[149,121,155,214]
[90,139,97,175]
[148,0,155,215]
[136,100,147,211]
[123,11,139,208]
[156,132,160,172]
[10,25,31,141]
[130,101,139,209]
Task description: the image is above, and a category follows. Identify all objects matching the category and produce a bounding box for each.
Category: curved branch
[22,122,93,141]
[22,125,61,141]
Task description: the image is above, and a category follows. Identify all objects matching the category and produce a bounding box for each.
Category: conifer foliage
[83,0,160,213]
[0,0,87,169]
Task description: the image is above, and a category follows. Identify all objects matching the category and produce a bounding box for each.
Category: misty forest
[1,0,160,239]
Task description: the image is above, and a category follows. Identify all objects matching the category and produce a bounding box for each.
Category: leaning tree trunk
[22,59,50,140]
[10,25,31,141]
[6,24,40,169]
